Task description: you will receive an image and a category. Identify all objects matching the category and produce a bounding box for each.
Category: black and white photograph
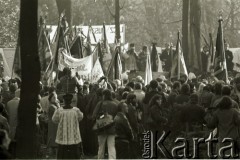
[1,0,240,159]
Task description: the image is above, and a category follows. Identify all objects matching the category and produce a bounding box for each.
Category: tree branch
[104,0,115,18]
[119,0,126,10]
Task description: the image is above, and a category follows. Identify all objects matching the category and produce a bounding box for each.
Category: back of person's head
[96,88,104,97]
[15,89,20,98]
[123,86,132,92]
[189,93,199,104]
[173,81,181,90]
[160,82,167,90]
[203,85,210,92]
[222,85,231,96]
[150,80,158,89]
[102,89,112,101]
[156,77,163,83]
[135,82,142,90]
[126,81,135,89]
[117,102,128,112]
[217,96,232,109]
[126,93,136,104]
[122,91,129,100]
[214,82,223,95]
[181,84,190,95]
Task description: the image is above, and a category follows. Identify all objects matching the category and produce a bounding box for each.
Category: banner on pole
[58,49,93,75]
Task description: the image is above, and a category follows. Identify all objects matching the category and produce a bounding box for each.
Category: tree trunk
[189,0,202,72]
[56,0,72,26]
[182,0,189,67]
[16,0,40,158]
[115,0,120,43]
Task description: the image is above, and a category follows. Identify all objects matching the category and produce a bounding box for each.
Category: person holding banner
[123,43,139,72]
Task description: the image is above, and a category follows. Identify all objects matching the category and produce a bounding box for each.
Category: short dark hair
[135,82,142,90]
[127,82,135,89]
[222,85,231,96]
[173,81,181,90]
[181,84,190,94]
[126,93,136,104]
[217,96,232,109]
[150,80,158,89]
[103,89,112,100]
[214,82,223,95]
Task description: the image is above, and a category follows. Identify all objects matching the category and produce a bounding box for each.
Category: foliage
[0,0,20,47]
[1,0,240,48]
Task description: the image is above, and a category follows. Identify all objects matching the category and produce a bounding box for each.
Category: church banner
[58,49,93,75]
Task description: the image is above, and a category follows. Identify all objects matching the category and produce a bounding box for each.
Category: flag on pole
[157,54,163,72]
[106,46,122,81]
[12,37,21,78]
[207,33,214,72]
[85,26,92,56]
[70,35,83,58]
[170,31,188,80]
[101,22,112,74]
[145,53,152,86]
[151,43,158,72]
[214,18,228,82]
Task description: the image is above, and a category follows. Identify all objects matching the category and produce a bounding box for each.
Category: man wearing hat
[123,43,138,71]
[137,46,148,72]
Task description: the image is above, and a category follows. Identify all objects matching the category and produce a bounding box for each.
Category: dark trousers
[57,144,81,159]
[115,139,130,159]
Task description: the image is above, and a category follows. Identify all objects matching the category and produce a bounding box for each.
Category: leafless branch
[119,0,126,10]
[104,0,115,18]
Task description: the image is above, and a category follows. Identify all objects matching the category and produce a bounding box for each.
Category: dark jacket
[175,94,190,105]
[143,90,160,105]
[92,100,118,135]
[199,91,214,108]
[148,104,168,131]
[126,104,139,137]
[167,89,179,107]
[114,112,134,141]
[207,108,240,142]
[180,103,206,132]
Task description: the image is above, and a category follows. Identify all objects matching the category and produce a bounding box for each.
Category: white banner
[47,24,125,44]
[58,49,93,75]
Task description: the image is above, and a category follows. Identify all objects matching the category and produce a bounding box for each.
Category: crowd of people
[1,65,240,159]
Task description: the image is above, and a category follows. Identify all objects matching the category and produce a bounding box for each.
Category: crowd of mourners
[1,67,240,159]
